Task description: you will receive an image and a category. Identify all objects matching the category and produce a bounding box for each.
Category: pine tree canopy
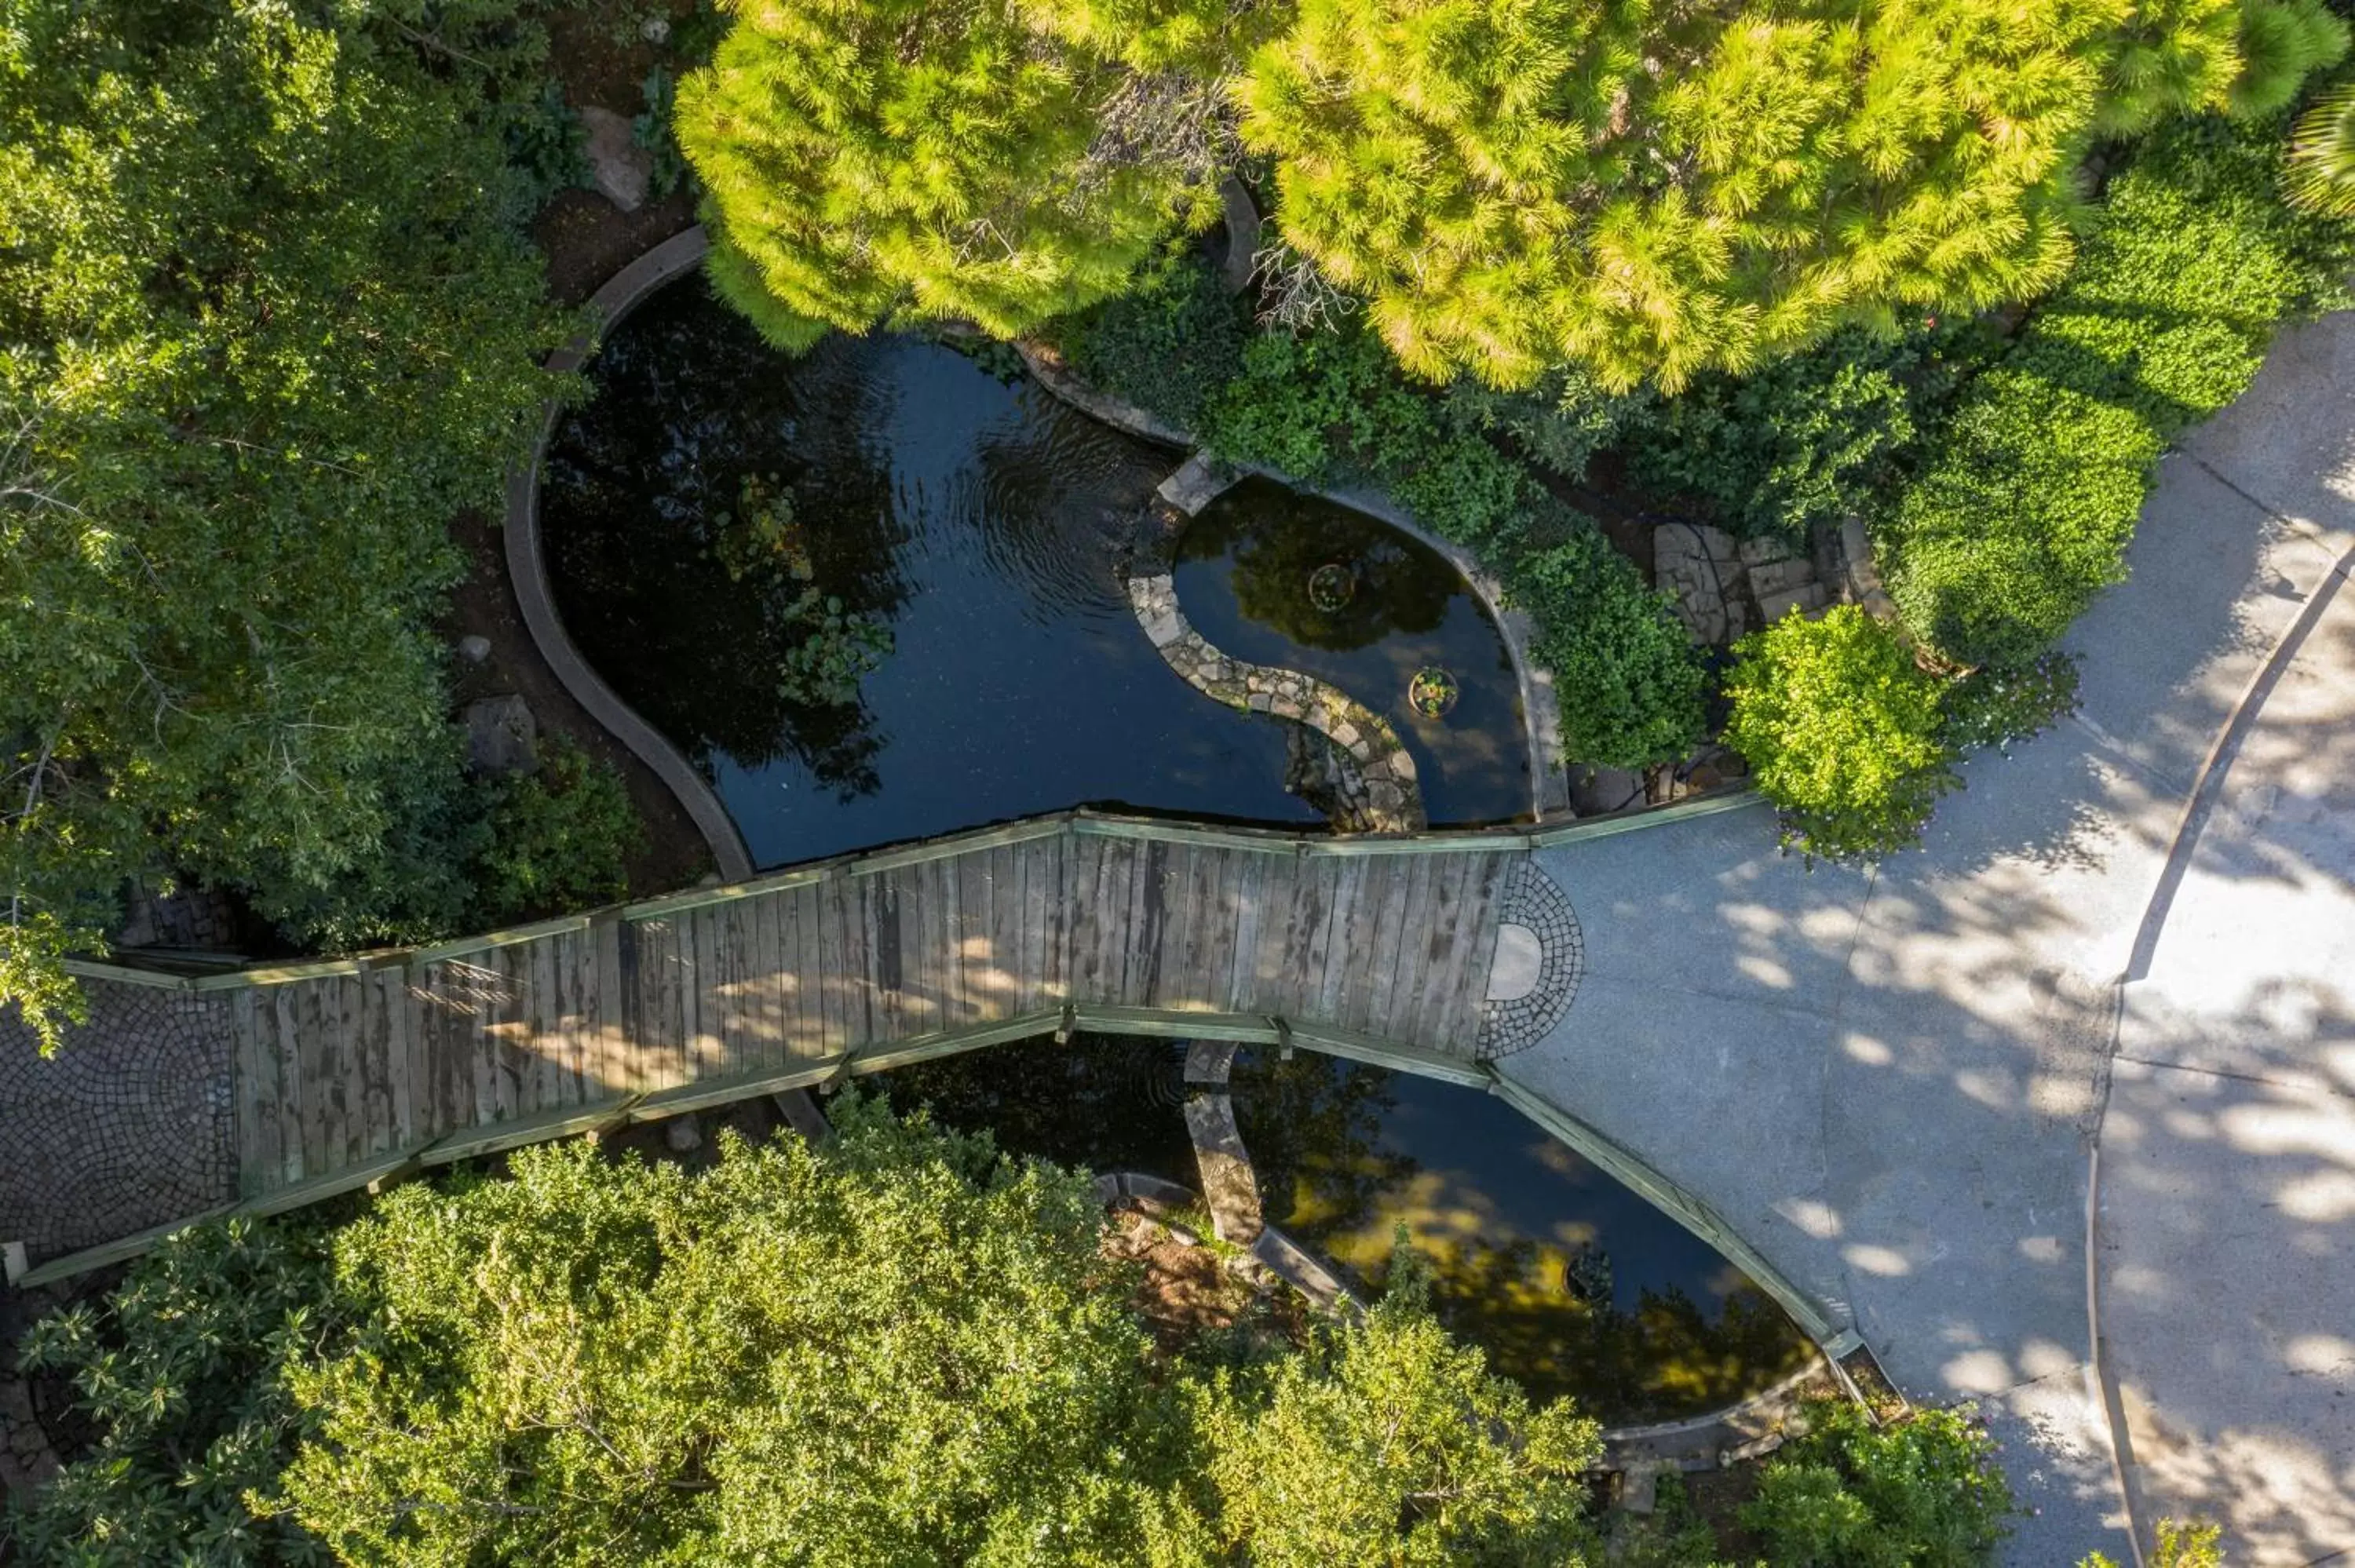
[1239,0,2349,391]
[678,0,1235,349]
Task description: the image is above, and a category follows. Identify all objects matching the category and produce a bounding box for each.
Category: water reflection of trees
[1232,1051,1815,1424]
[1179,481,1455,653]
[542,283,908,797]
[866,1034,1198,1182]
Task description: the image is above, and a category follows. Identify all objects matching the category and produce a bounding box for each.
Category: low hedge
[1882,113,2355,668]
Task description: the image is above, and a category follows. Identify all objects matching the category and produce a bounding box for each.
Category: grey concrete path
[1504,312,2355,1565]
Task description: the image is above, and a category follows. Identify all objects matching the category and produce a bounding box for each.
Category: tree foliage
[7,1219,345,1566]
[1237,0,2346,392]
[1723,606,1959,861]
[677,0,1243,350]
[1743,1399,2014,1566]
[273,1097,1184,1565]
[0,0,573,1047]
[1193,1290,1604,1566]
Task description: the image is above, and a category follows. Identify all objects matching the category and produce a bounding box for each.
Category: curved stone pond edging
[1016,342,1569,821]
[504,224,754,883]
[1129,491,1426,833]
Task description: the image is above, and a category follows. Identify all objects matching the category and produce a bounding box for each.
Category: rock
[1738,534,1795,568]
[457,633,492,664]
[1653,521,1740,644]
[1156,454,1236,516]
[463,694,538,776]
[1219,176,1263,294]
[1747,557,1818,598]
[578,106,655,213]
[1569,765,1644,815]
[1756,582,1830,624]
[663,1114,703,1154]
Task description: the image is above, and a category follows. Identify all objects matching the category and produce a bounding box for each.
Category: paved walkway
[1505,312,2355,1564]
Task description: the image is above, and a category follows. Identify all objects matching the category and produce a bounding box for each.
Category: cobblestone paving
[1478,859,1584,1059]
[0,983,237,1263]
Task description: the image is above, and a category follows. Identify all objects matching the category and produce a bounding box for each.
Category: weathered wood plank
[587,915,624,1100]
[786,882,825,1059]
[388,966,420,1150]
[1342,857,1403,1037]
[1223,851,1265,1016]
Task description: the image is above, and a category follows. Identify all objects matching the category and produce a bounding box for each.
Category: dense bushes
[1507,531,1709,770]
[1882,114,2355,667]
[1743,1400,2014,1565]
[1618,325,1972,542]
[1061,253,1251,432]
[1724,608,1959,861]
[10,1099,1614,1566]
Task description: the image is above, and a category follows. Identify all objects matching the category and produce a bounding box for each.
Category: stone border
[1477,859,1585,1059]
[502,225,754,882]
[1130,480,1425,833]
[1015,345,1569,820]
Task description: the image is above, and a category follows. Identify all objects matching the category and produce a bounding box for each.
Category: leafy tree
[1507,528,1710,770]
[1194,1286,1605,1566]
[1722,606,1959,861]
[468,738,644,929]
[1743,1399,2014,1566]
[676,0,1238,351]
[7,1219,345,1566]
[1237,0,2346,392]
[0,0,572,1048]
[272,1097,1191,1565]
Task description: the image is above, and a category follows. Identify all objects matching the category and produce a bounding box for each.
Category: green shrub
[1507,526,1710,770]
[1744,1400,2014,1566]
[1619,326,1970,542]
[1723,607,1959,862]
[1941,652,2081,756]
[1444,369,1634,484]
[469,738,643,928]
[1882,114,2355,667]
[8,1219,343,1565]
[1061,253,1251,432]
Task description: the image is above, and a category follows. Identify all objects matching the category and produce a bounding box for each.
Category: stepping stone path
[1126,488,1426,833]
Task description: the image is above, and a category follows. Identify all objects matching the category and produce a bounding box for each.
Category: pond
[539,281,1535,869]
[541,281,1316,870]
[1174,480,1530,827]
[871,1034,1814,1425]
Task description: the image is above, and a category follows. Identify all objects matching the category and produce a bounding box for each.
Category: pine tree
[677,0,1238,350]
[1239,0,2348,392]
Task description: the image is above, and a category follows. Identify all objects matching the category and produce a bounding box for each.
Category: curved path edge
[502,225,754,883]
[1017,341,1571,819]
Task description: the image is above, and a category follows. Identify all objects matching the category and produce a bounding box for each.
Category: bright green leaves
[678,0,1228,348]
[1723,605,1959,861]
[1236,0,2346,392]
[0,1,574,1036]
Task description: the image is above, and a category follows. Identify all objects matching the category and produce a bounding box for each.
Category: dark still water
[866,1031,1813,1424]
[1228,1050,1813,1423]
[541,281,1318,870]
[1174,480,1529,826]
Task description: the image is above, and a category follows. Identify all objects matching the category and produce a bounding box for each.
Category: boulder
[578,105,653,214]
[464,693,539,776]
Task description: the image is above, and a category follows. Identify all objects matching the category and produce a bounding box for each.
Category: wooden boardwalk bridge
[5,800,1783,1290]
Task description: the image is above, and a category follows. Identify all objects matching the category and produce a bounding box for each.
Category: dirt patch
[442,509,714,897]
[533,186,698,309]
[1679,1461,1768,1559]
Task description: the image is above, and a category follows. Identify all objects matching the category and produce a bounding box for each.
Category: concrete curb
[2088,537,2355,1566]
[502,225,755,882]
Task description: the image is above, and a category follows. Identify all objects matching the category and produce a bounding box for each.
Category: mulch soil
[436,5,711,901]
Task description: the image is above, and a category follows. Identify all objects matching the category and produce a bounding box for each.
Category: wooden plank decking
[219,816,1519,1204]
